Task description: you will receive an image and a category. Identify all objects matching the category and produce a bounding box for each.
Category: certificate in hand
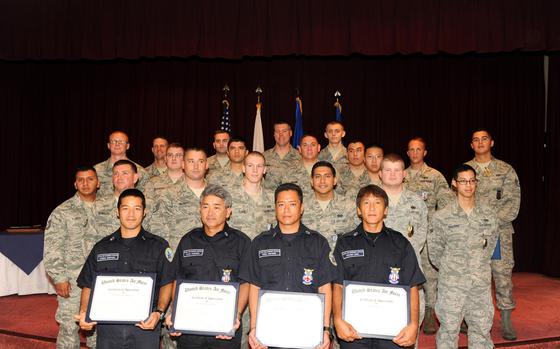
[343,281,410,339]
[86,273,156,324]
[256,290,324,349]
[170,280,239,336]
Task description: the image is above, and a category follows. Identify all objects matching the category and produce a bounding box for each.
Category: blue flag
[221,100,232,133]
[334,100,342,122]
[292,97,304,148]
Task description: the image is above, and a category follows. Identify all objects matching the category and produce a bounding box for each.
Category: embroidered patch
[222,269,232,282]
[258,249,281,258]
[183,249,204,258]
[388,267,400,285]
[97,253,119,262]
[302,268,314,285]
[341,249,365,260]
[165,248,174,262]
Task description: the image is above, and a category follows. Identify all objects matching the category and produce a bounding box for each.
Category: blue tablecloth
[0,232,44,275]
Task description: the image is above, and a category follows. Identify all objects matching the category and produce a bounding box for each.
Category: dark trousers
[339,337,401,349]
[97,323,160,349]
[177,326,242,349]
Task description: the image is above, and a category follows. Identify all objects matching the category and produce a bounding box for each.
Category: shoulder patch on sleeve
[165,247,174,262]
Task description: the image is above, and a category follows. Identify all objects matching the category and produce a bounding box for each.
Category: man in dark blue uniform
[166,184,251,349]
[76,188,174,349]
[332,185,425,349]
[239,183,336,349]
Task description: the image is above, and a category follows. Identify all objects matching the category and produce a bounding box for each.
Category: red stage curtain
[0,0,559,60]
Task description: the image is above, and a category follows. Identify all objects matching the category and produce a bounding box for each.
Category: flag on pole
[221,99,232,133]
[292,96,304,148]
[334,91,342,122]
[253,102,264,152]
[334,100,342,122]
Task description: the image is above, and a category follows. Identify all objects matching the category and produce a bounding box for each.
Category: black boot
[423,307,438,335]
[501,310,517,340]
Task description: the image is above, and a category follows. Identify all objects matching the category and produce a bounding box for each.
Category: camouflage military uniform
[94,158,149,197]
[44,193,97,349]
[228,185,276,239]
[383,188,428,334]
[263,146,301,190]
[336,166,371,196]
[344,175,382,207]
[430,200,499,349]
[318,146,348,171]
[466,157,520,311]
[91,194,121,247]
[143,173,185,216]
[206,154,230,175]
[144,162,167,178]
[147,181,203,252]
[302,192,360,260]
[405,163,453,308]
[206,166,244,192]
[281,161,315,198]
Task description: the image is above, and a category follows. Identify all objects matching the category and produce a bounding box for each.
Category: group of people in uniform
[43,120,521,349]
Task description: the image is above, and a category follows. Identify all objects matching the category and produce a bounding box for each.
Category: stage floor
[0,273,559,348]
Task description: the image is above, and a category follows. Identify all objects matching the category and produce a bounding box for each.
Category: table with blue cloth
[0,231,55,296]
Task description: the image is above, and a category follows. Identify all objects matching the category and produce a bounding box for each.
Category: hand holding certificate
[170,280,239,336]
[85,273,156,324]
[342,281,410,340]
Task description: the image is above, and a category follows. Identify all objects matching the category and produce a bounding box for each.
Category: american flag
[221,99,232,133]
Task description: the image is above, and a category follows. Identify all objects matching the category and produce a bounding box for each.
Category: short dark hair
[113,159,137,173]
[325,120,344,130]
[471,128,492,140]
[184,147,207,158]
[453,164,476,181]
[275,183,303,203]
[356,184,388,208]
[273,121,292,130]
[311,161,336,178]
[365,143,384,153]
[214,129,231,137]
[228,138,247,149]
[299,134,318,145]
[118,188,146,209]
[76,165,97,176]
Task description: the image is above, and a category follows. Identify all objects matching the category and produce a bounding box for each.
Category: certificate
[171,280,239,336]
[86,273,156,324]
[343,281,410,339]
[256,290,324,349]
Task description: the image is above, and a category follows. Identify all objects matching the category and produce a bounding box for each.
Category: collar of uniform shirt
[110,228,148,241]
[271,223,312,238]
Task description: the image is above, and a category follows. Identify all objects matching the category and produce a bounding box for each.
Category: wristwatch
[323,326,334,341]
[155,309,166,321]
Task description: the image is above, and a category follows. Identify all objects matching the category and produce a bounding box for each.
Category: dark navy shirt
[333,224,425,287]
[77,228,175,294]
[173,224,250,283]
[239,223,337,293]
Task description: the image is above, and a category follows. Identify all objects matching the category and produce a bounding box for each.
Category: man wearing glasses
[465,128,521,340]
[429,164,499,349]
[94,130,149,197]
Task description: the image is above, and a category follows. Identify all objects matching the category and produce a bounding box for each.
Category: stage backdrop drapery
[0,53,546,273]
[541,54,560,277]
[1,0,560,60]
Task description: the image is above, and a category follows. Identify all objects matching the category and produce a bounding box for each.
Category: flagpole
[253,86,265,152]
